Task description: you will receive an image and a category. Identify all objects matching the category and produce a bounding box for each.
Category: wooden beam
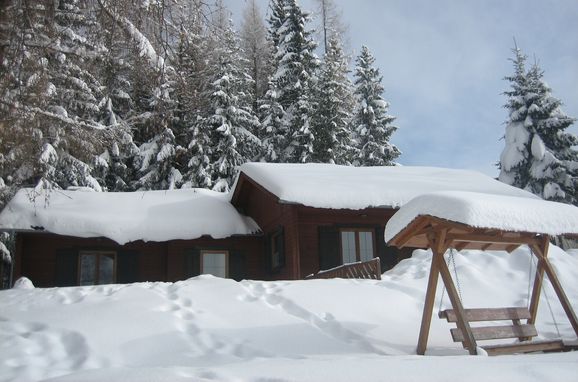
[436,246,478,355]
[481,243,492,251]
[527,239,547,326]
[446,233,540,247]
[540,257,578,337]
[389,216,430,248]
[455,241,469,251]
[528,237,578,337]
[416,230,446,355]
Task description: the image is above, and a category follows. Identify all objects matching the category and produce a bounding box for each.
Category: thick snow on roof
[0,188,260,244]
[237,163,537,210]
[385,191,578,242]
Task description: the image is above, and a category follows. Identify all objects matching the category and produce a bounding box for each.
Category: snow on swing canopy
[0,188,260,245]
[384,190,578,244]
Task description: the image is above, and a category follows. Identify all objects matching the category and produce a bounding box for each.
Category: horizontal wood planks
[450,324,537,342]
[483,340,565,356]
[440,307,531,322]
[306,258,381,280]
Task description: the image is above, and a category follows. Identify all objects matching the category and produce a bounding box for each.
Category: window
[201,251,228,278]
[79,251,116,286]
[340,229,375,264]
[270,230,284,271]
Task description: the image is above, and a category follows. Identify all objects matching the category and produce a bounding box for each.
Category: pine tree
[263,0,319,163]
[311,36,354,164]
[259,81,287,162]
[133,127,185,190]
[0,0,111,204]
[183,117,212,189]
[351,46,400,166]
[204,12,261,191]
[498,46,578,204]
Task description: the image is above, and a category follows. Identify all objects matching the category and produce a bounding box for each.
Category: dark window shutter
[267,226,285,274]
[184,248,201,279]
[375,226,393,272]
[55,249,78,287]
[318,226,340,271]
[276,226,285,270]
[229,251,245,281]
[117,250,139,283]
[264,232,272,272]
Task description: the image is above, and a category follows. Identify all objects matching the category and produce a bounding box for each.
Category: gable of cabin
[231,172,414,279]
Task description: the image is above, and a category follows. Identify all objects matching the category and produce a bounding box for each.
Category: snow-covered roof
[385,191,578,242]
[0,188,260,245]
[236,163,538,210]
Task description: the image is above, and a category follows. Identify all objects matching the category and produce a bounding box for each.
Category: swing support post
[529,236,578,337]
[417,230,478,355]
[416,233,442,355]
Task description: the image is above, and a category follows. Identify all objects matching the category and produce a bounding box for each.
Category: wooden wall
[296,206,414,278]
[231,173,416,280]
[15,232,263,287]
[232,174,301,280]
[15,175,417,287]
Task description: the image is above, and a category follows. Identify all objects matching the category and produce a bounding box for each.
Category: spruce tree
[204,15,261,191]
[311,37,354,164]
[263,0,319,163]
[0,0,109,203]
[498,46,578,204]
[133,127,185,190]
[351,46,400,166]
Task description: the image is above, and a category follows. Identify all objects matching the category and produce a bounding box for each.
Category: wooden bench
[439,307,565,355]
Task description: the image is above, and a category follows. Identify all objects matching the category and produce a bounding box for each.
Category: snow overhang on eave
[278,199,396,210]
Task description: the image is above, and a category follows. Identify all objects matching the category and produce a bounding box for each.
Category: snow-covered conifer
[204,14,261,191]
[311,37,354,164]
[351,46,400,166]
[498,46,578,204]
[0,0,110,203]
[133,128,185,190]
[263,0,319,163]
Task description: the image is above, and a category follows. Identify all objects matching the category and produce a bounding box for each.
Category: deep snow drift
[1,246,577,382]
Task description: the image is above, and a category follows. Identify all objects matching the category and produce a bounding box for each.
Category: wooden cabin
[0,163,536,287]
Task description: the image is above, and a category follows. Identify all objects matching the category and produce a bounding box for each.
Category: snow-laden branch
[97,0,165,71]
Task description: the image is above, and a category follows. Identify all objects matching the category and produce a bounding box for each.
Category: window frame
[200,250,229,278]
[338,228,376,264]
[77,250,117,286]
[270,229,284,271]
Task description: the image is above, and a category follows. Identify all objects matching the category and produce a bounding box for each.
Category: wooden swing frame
[387,215,578,356]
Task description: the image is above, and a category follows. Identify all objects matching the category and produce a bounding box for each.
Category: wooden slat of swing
[482,340,566,356]
[450,324,537,342]
[440,307,531,322]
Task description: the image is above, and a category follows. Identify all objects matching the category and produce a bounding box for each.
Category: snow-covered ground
[1,246,577,382]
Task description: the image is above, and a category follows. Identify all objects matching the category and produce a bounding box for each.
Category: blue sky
[226,0,578,176]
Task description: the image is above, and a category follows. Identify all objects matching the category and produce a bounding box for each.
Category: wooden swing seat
[440,307,566,355]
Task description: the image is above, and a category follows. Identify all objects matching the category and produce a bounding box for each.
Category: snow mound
[236,163,537,210]
[1,246,577,382]
[12,277,34,289]
[0,188,260,244]
[385,191,578,242]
